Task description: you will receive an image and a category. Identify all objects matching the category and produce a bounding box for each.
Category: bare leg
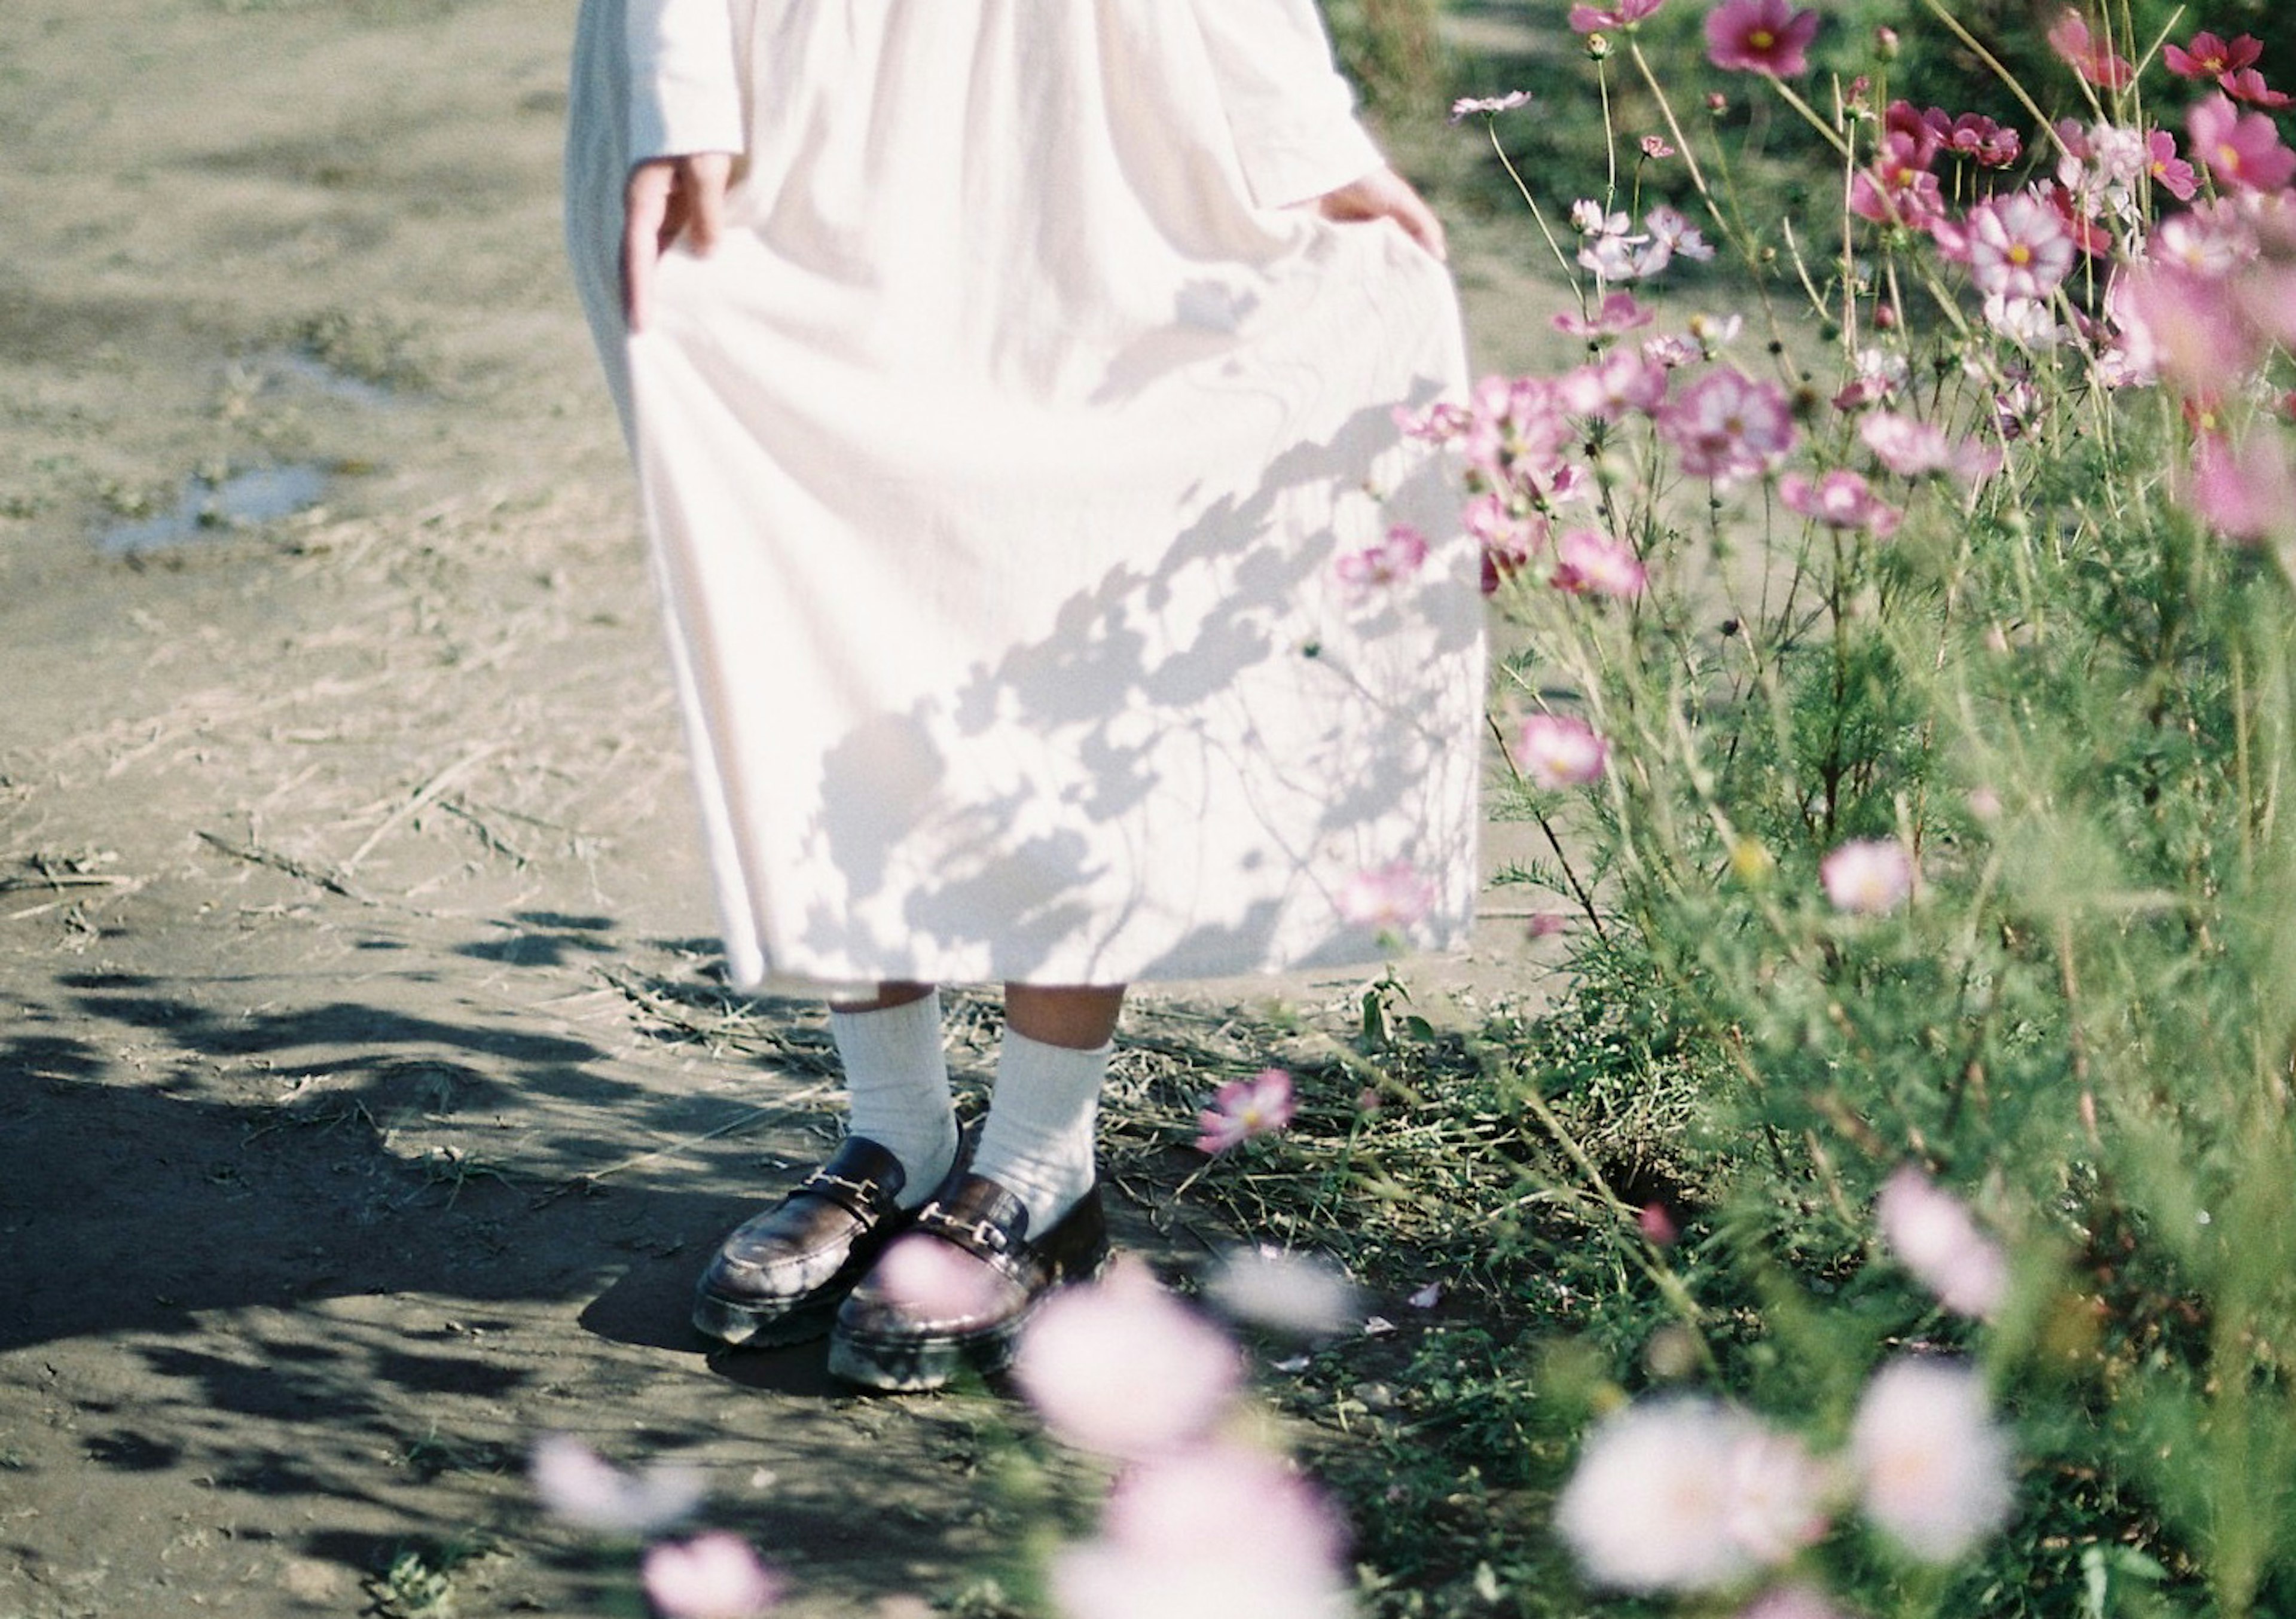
[829,979,935,1014]
[1002,982,1126,1049]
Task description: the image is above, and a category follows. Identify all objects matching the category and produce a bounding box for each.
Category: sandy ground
[0,2,1575,1613]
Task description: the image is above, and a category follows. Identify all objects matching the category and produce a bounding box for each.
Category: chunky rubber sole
[826,1312,1030,1391]
[692,1284,849,1349]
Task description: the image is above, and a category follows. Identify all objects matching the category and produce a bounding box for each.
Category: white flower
[1850,1358,2013,1562]
[1876,1166,2009,1318]
[529,1434,705,1537]
[1205,1247,1362,1339]
[1556,1398,1827,1593]
[1013,1258,1243,1458]
[1819,838,1913,914]
[642,1534,784,1619]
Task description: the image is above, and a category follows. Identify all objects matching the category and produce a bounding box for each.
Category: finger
[622,164,672,332]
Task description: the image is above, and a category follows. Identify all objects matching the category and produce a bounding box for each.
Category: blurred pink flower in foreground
[530,1433,704,1537]
[1196,1067,1297,1153]
[1206,1245,1361,1337]
[1014,1257,1243,1456]
[1052,1443,1352,1619]
[2189,92,2296,192]
[1518,713,1609,790]
[1333,524,1429,593]
[1660,366,1799,482]
[1555,1398,1828,1592]
[1338,859,1437,930]
[1779,470,1902,536]
[2186,427,2296,546]
[1552,527,1650,595]
[1705,0,1820,76]
[1554,290,1654,339]
[1819,838,1914,915]
[1850,1358,2014,1562]
[642,1534,784,1619]
[1739,1586,1854,1619]
[1858,412,2000,485]
[1876,1166,2009,1319]
[2046,8,2134,88]
[869,1229,1009,1321]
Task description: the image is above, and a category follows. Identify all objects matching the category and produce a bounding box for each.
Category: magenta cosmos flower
[2045,8,2134,89]
[1705,0,1821,77]
[2163,30,2262,81]
[1568,0,1666,34]
[1196,1067,1297,1153]
[2188,91,2296,191]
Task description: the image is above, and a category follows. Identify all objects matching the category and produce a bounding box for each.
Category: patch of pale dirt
[0,3,1574,1614]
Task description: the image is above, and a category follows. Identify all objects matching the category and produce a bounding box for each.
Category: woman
[565,0,1483,1391]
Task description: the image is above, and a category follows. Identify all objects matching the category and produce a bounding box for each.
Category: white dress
[564,0,1484,991]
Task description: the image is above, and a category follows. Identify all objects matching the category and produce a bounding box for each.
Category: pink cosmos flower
[1332,525,1429,592]
[2163,30,2261,81]
[642,1535,784,1619]
[1518,713,1609,789]
[1642,135,1677,160]
[2045,8,2134,89]
[1558,350,1671,419]
[1932,110,2020,168]
[1205,1246,1362,1338]
[529,1434,705,1537]
[1338,860,1437,931]
[1051,1443,1352,1619]
[1196,1067,1297,1153]
[2221,68,2292,111]
[1779,469,1902,536]
[1551,527,1650,595]
[1849,1359,2014,1562]
[1705,0,1820,77]
[2145,129,2200,202]
[1449,90,1533,122]
[1555,1398,1828,1592]
[1013,1258,1244,1456]
[1568,0,1666,33]
[1659,366,1799,482]
[1645,205,1716,264]
[1851,132,1947,231]
[2187,429,2296,546]
[1858,411,2001,485]
[2189,92,2296,192]
[1877,1166,2010,1318]
[1819,838,1914,914]
[1555,291,1655,340]
[2119,261,2264,401]
[869,1229,1009,1321]
[1964,191,2075,303]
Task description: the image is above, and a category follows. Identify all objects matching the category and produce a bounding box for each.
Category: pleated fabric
[566,0,1485,991]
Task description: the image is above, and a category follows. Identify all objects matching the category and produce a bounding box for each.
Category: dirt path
[0,4,1571,1614]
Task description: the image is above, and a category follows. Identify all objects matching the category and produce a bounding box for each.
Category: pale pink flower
[2117,262,2262,400]
[2187,428,2296,546]
[1449,90,1533,122]
[642,1535,784,1619]
[1819,838,1913,914]
[1051,1443,1352,1619]
[1338,860,1437,931]
[1559,350,1669,420]
[1645,205,1717,263]
[1568,0,1666,33]
[1779,469,1902,536]
[1518,714,1608,789]
[2045,9,2134,89]
[529,1434,704,1537]
[1983,294,2067,350]
[1660,366,1799,482]
[1849,1358,2014,1562]
[1206,1246,1362,1337]
[1739,1586,1854,1619]
[1551,527,1650,595]
[2189,92,2296,192]
[1964,191,2074,303]
[1555,1398,1827,1593]
[2152,206,2255,276]
[1876,1166,2010,1318]
[1860,411,1999,485]
[1196,1067,1297,1153]
[1014,1258,1244,1456]
[867,1229,1010,1321]
[1641,134,1677,160]
[1333,524,1430,592]
[1555,290,1655,340]
[1705,0,1821,76]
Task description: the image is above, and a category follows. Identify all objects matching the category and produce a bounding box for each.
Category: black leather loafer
[691,1136,920,1348]
[826,1172,1110,1391]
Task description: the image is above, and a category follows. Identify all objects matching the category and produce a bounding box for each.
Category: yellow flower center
[1750,27,1776,48]
[2007,243,2031,265]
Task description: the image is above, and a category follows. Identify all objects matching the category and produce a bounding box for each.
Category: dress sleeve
[1187,0,1387,210]
[625,0,746,165]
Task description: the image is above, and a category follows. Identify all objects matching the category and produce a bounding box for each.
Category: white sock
[829,991,958,1209]
[971,1028,1109,1234]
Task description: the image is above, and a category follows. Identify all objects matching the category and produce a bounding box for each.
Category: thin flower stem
[1486,123,1578,285]
[1761,73,1852,161]
[1916,0,2079,165]
[1626,39,1723,232]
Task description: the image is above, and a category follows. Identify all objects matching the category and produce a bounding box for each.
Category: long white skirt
[565,0,1485,990]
